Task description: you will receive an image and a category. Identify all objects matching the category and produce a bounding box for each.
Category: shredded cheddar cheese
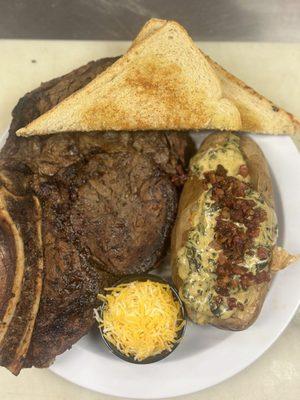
[95,280,185,361]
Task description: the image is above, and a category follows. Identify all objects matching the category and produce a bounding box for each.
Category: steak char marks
[0,57,188,371]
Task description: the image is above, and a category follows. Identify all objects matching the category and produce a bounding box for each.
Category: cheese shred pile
[95,280,184,361]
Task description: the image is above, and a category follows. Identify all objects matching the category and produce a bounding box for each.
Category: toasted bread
[134,19,300,135]
[17,21,241,137]
[207,56,300,135]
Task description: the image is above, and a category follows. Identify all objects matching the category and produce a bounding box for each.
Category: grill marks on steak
[0,189,43,374]
[69,151,177,275]
[24,183,116,367]
[0,57,188,371]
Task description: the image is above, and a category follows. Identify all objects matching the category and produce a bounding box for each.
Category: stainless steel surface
[1,0,300,41]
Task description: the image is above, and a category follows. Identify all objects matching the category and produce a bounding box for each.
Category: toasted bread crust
[16,20,241,136]
[17,19,299,137]
[134,19,299,135]
[206,56,297,135]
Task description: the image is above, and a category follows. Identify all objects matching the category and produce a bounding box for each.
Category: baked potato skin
[171,132,275,330]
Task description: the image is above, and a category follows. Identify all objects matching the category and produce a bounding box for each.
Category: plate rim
[1,128,299,398]
[49,133,300,398]
[49,296,300,399]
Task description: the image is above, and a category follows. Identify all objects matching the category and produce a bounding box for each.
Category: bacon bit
[232,181,247,197]
[215,286,229,296]
[216,278,229,291]
[230,209,244,222]
[230,279,239,289]
[248,228,260,238]
[216,265,227,276]
[171,173,188,187]
[220,207,230,219]
[231,265,248,275]
[214,187,225,198]
[227,297,237,310]
[216,164,227,176]
[202,165,270,304]
[238,164,249,177]
[218,252,227,265]
[210,240,222,250]
[204,171,216,184]
[257,246,269,260]
[240,275,253,290]
[256,270,271,283]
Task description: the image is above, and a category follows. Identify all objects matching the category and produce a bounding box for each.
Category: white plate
[3,130,300,398]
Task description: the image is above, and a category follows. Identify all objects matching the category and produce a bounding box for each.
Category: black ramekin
[96,273,186,364]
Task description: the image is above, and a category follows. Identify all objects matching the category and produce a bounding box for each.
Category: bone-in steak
[0,57,188,372]
[0,189,43,374]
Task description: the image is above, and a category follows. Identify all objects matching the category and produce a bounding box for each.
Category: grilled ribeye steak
[0,57,188,372]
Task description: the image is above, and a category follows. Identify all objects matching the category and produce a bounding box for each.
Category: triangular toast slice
[133,19,300,135]
[17,21,241,136]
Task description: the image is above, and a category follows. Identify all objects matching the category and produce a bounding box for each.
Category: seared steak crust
[0,57,188,370]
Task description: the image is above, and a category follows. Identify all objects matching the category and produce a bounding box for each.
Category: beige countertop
[0,40,299,400]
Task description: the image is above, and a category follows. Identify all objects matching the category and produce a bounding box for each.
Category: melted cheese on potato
[176,134,277,323]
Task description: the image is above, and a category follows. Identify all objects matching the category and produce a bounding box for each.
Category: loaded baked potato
[171,132,296,330]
